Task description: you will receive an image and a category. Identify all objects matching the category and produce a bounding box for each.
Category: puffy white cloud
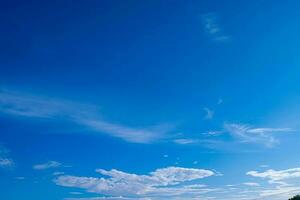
[55,167,215,198]
[33,161,61,170]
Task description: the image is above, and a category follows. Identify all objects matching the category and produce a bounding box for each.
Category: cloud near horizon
[247,167,300,183]
[54,166,216,199]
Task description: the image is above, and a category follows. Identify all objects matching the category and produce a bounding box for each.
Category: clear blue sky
[1,1,300,200]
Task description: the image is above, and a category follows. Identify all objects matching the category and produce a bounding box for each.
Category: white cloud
[55,166,215,199]
[201,131,224,136]
[243,182,260,187]
[0,89,171,143]
[0,145,14,169]
[0,158,14,168]
[69,192,83,195]
[260,165,269,168]
[33,161,61,170]
[202,13,230,42]
[258,185,300,198]
[247,167,300,182]
[203,108,214,120]
[226,184,236,187]
[224,123,293,147]
[79,120,168,144]
[53,171,65,176]
[173,139,198,145]
[247,128,292,134]
[65,197,148,200]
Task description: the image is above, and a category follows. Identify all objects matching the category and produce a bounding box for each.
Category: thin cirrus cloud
[172,123,292,150]
[201,12,230,42]
[224,123,293,147]
[0,89,171,143]
[203,107,214,120]
[33,161,62,170]
[54,166,216,199]
[243,182,260,187]
[0,145,14,169]
[173,138,199,145]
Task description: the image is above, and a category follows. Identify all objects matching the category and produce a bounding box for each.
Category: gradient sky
[1,1,300,200]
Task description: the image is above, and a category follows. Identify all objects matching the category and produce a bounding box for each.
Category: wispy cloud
[203,108,214,120]
[53,171,65,176]
[65,197,149,200]
[258,185,300,199]
[247,167,300,184]
[55,166,216,199]
[0,89,172,143]
[173,138,199,145]
[33,161,62,170]
[69,192,83,195]
[245,167,300,200]
[224,123,293,147]
[174,122,293,149]
[0,145,14,169]
[15,176,25,180]
[0,158,14,168]
[202,13,230,42]
[201,131,224,136]
[260,165,269,168]
[243,182,260,187]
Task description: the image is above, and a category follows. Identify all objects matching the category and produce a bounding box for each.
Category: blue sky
[1,0,300,200]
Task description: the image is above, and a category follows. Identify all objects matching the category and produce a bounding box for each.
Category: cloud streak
[33,161,62,170]
[0,90,171,143]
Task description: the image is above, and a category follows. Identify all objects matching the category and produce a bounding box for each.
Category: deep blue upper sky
[1,1,300,200]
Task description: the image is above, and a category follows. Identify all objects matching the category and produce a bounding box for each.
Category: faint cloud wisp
[0,89,172,144]
[201,12,230,42]
[224,123,293,147]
